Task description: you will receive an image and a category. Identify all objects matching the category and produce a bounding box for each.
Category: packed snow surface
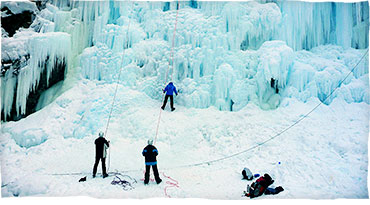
[1,79,368,198]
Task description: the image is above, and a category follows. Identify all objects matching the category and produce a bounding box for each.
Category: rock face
[1,5,35,37]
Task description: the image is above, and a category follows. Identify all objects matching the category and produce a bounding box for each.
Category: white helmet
[147,139,153,145]
[99,132,104,137]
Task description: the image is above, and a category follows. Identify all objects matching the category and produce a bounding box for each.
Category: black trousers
[161,95,174,110]
[93,156,107,176]
[144,164,161,183]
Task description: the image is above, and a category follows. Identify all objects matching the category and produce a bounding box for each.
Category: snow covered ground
[1,79,368,199]
[1,0,369,200]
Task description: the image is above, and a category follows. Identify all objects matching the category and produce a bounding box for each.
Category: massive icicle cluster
[1,0,369,121]
[1,30,71,120]
[75,0,369,111]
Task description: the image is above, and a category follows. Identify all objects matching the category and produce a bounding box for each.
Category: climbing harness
[154,1,180,145]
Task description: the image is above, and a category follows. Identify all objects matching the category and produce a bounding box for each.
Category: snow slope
[1,79,368,198]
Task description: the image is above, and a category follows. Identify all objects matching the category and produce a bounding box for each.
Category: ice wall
[1,2,75,121]
[1,32,71,120]
[2,0,369,117]
[15,32,71,115]
[275,1,369,50]
[72,1,367,111]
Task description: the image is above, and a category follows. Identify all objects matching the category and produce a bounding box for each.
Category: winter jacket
[142,145,158,165]
[163,82,178,96]
[95,137,109,158]
[247,174,274,198]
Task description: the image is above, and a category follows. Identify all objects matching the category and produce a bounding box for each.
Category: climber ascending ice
[93,132,110,178]
[161,82,178,111]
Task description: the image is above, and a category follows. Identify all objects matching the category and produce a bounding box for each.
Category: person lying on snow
[161,82,178,111]
[244,173,284,198]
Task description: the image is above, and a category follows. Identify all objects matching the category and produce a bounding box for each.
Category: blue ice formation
[1,0,369,120]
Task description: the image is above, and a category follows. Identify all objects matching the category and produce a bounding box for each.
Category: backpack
[247,182,263,198]
[242,168,253,180]
[246,174,274,198]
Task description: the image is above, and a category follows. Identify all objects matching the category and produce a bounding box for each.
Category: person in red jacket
[142,139,162,185]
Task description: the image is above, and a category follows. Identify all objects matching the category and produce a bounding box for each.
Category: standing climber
[142,139,162,185]
[93,131,110,178]
[161,82,178,111]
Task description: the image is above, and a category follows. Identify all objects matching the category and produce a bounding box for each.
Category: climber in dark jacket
[93,132,110,178]
[142,139,162,184]
[161,82,178,111]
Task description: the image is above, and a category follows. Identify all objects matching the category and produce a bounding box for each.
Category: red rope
[154,2,180,145]
[140,170,156,182]
[162,172,180,198]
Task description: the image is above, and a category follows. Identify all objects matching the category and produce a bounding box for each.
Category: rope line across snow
[163,48,369,170]
[48,49,368,177]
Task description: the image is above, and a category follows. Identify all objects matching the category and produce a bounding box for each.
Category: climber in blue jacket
[161,82,178,111]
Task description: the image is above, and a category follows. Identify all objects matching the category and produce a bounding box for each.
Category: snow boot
[103,173,109,178]
[156,179,162,184]
[171,108,175,112]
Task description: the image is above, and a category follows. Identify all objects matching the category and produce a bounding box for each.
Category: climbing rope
[162,48,369,170]
[50,48,368,183]
[105,0,134,172]
[154,1,180,145]
[48,49,369,198]
[111,173,137,191]
[162,172,180,198]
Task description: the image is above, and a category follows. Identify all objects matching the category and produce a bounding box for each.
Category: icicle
[1,68,17,121]
[14,32,71,115]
